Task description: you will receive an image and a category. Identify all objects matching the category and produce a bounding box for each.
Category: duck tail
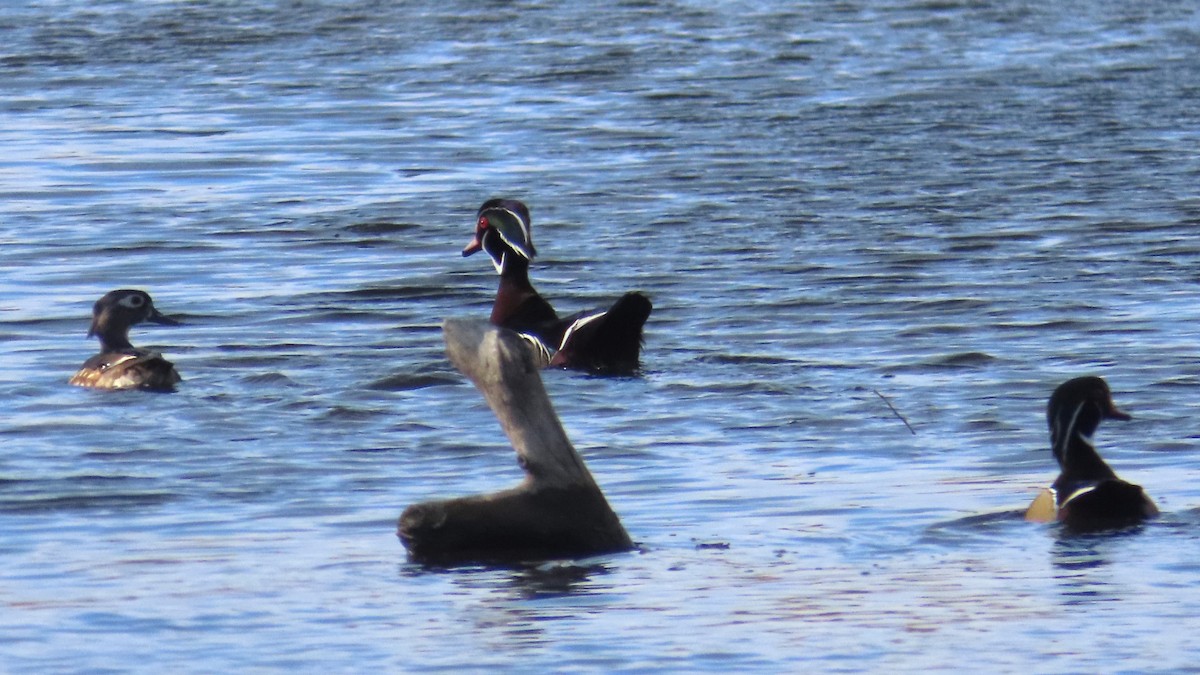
[552,292,651,373]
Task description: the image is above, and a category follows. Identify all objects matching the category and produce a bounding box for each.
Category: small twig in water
[873,388,916,435]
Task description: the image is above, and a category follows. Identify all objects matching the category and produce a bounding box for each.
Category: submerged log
[398,319,633,564]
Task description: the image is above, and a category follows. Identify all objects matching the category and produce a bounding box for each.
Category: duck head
[88,289,179,351]
[1047,375,1130,469]
[463,198,536,275]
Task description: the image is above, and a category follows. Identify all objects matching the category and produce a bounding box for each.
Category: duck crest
[468,199,536,275]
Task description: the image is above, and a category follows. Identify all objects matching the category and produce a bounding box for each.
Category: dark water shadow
[924,506,1192,544]
[1047,525,1154,605]
[0,487,178,514]
[919,508,1027,547]
[507,560,615,599]
[398,554,621,600]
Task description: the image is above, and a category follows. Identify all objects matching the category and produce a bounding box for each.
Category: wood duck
[1024,376,1158,529]
[69,289,181,391]
[463,198,652,374]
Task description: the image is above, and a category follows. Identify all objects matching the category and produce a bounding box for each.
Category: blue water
[4,0,1200,671]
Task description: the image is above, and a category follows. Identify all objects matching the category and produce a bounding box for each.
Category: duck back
[70,350,181,391]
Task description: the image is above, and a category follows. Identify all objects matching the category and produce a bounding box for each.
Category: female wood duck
[1024,376,1158,529]
[69,289,181,391]
[463,198,652,374]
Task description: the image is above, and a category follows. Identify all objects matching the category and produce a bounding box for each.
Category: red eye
[477,216,489,229]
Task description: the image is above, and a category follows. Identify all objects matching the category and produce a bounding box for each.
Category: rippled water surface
[4,0,1200,671]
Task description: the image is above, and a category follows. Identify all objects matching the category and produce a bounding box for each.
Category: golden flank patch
[1024,488,1057,523]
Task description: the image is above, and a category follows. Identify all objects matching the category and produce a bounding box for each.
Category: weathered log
[398,319,633,564]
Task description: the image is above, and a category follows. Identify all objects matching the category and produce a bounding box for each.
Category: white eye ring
[120,294,146,308]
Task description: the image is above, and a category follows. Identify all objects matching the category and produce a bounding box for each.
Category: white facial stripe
[496,230,530,260]
[1066,401,1085,437]
[1070,401,1098,447]
[1058,400,1087,454]
[487,207,533,260]
[500,207,531,243]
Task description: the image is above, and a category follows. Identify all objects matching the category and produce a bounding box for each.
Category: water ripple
[3,0,1200,671]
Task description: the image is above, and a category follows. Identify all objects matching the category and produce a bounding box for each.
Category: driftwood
[398,319,633,564]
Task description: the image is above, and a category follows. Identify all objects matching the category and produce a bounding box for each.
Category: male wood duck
[1024,376,1158,529]
[69,289,181,391]
[463,198,651,373]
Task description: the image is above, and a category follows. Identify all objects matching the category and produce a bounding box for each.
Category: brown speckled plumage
[70,289,181,392]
